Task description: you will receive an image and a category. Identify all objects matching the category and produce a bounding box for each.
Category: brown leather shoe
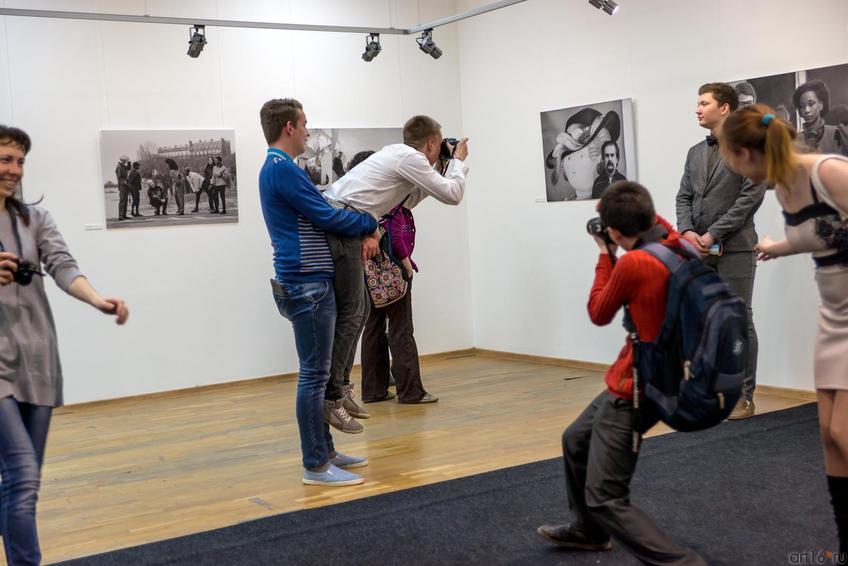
[727,399,755,420]
[536,524,612,550]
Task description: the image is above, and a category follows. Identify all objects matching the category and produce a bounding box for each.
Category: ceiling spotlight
[588,0,619,15]
[362,33,381,62]
[416,30,442,60]
[603,1,619,15]
[187,25,207,58]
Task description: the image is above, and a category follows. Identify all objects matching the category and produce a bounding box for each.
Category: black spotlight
[588,0,619,15]
[362,33,381,62]
[602,1,619,15]
[187,25,207,58]
[416,30,442,60]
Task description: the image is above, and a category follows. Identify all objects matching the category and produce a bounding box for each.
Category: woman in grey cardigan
[0,125,129,565]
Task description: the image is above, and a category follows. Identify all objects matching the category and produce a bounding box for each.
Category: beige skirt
[815,265,848,390]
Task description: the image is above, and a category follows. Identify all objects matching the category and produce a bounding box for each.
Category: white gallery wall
[457,0,848,391]
[0,0,473,403]
[2,0,846,404]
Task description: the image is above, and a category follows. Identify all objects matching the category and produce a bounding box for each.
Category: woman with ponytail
[0,125,129,564]
[721,104,848,554]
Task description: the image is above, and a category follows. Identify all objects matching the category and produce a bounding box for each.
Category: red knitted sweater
[587,216,680,400]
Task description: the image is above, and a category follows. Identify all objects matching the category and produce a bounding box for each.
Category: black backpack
[629,241,747,434]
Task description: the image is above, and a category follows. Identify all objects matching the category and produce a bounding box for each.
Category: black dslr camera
[439,137,458,161]
[586,217,614,245]
[7,257,43,286]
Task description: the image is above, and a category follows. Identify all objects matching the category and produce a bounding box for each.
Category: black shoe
[399,393,438,404]
[220,210,227,214]
[191,209,199,213]
[536,524,612,551]
[362,391,397,404]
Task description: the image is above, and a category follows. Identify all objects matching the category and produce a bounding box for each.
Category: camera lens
[586,217,612,245]
[439,138,458,161]
[11,260,39,286]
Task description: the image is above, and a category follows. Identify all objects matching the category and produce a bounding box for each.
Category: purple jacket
[384,204,418,272]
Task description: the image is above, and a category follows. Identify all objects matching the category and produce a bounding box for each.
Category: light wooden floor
[26,353,810,564]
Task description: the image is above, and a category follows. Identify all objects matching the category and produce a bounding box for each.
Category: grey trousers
[563,391,707,565]
[325,232,368,401]
[704,251,758,401]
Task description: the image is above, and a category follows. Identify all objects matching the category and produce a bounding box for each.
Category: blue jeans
[0,396,52,566]
[271,279,336,470]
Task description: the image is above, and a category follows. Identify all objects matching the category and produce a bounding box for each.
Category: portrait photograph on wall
[731,72,797,129]
[100,130,238,229]
[297,128,403,189]
[732,63,848,157]
[799,63,848,156]
[540,98,636,202]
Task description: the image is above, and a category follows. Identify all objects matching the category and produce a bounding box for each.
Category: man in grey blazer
[676,82,766,420]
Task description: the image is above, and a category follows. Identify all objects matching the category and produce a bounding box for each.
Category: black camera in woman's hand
[9,258,43,286]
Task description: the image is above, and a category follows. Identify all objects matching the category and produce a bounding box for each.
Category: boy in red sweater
[537,182,706,565]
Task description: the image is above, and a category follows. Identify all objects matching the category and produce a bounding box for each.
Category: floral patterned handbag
[364,199,409,308]
[364,244,408,308]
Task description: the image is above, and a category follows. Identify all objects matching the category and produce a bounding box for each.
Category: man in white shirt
[321,115,469,428]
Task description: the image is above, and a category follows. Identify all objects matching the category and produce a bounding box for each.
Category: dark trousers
[209,182,220,212]
[118,184,129,218]
[563,391,706,565]
[129,188,140,214]
[212,186,227,213]
[361,281,426,402]
[325,232,367,401]
[705,252,758,401]
[0,396,52,566]
[174,187,185,214]
[195,184,213,211]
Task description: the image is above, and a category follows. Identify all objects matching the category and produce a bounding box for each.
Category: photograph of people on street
[100,130,238,229]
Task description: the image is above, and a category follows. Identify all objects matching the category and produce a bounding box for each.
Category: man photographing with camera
[320,115,469,427]
[537,181,706,565]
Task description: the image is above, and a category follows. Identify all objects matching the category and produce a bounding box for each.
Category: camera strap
[603,243,643,453]
[0,209,25,256]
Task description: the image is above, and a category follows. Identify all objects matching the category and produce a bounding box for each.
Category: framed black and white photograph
[297,128,403,189]
[540,98,636,202]
[731,72,797,129]
[100,129,238,229]
[798,63,848,155]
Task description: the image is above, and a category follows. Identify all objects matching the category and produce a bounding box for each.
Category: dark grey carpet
[60,403,833,565]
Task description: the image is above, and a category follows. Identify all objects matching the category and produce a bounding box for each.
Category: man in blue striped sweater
[259,98,379,486]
